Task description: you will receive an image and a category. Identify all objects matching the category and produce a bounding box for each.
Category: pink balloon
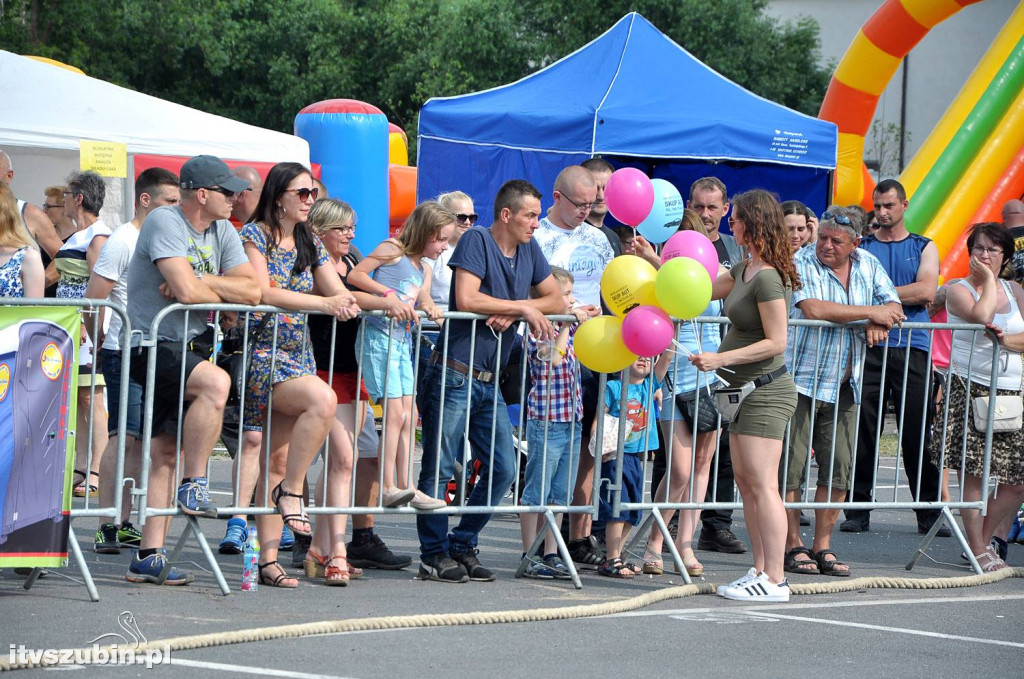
[604,168,655,226]
[620,305,674,357]
[661,230,719,281]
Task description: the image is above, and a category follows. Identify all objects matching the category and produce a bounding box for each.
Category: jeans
[416,363,517,558]
[101,348,142,438]
[521,419,582,507]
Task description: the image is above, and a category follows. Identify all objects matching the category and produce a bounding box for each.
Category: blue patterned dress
[0,247,28,297]
[240,223,329,431]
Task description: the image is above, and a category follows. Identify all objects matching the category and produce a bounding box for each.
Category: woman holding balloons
[690,189,799,602]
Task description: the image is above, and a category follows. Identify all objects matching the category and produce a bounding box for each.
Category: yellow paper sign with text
[79,140,127,178]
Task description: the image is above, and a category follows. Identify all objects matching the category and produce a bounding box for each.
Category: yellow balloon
[601,254,659,317]
[655,256,712,320]
[574,316,637,373]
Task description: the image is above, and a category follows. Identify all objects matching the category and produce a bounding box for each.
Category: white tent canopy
[0,50,309,223]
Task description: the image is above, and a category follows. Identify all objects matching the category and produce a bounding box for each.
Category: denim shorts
[596,452,644,527]
[101,348,142,438]
[521,419,582,507]
[356,324,414,400]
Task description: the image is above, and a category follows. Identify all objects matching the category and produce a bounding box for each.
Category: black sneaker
[418,553,469,583]
[840,510,870,533]
[449,548,496,582]
[291,533,312,568]
[697,528,748,554]
[347,534,413,570]
[568,536,604,569]
[117,521,143,548]
[94,523,120,554]
[917,514,952,538]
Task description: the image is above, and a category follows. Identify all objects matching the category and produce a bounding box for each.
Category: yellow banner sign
[79,140,127,178]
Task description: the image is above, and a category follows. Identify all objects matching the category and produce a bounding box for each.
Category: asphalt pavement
[2,455,1022,678]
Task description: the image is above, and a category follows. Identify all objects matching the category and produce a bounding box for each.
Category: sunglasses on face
[455,213,478,225]
[285,187,319,201]
[43,203,63,209]
[205,186,236,199]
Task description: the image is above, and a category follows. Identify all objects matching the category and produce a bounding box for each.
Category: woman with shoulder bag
[690,190,800,602]
[935,222,1024,572]
[643,210,726,578]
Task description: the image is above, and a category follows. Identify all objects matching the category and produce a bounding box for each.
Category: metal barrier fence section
[19,300,1003,597]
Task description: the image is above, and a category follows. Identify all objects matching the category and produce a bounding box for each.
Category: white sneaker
[382,488,416,508]
[722,572,790,602]
[717,567,758,597]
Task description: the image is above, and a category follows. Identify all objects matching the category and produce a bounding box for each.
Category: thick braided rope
[3,569,1021,671]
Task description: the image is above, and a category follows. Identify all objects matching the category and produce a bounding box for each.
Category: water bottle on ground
[242,527,259,592]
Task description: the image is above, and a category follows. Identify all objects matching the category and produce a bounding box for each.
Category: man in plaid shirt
[781,208,902,577]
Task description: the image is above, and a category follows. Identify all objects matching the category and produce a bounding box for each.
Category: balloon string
[671,339,735,375]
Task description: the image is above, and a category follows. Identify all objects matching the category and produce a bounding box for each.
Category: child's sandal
[599,557,635,579]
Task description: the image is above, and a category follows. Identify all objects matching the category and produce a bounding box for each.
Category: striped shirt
[527,324,583,423]
[787,246,899,404]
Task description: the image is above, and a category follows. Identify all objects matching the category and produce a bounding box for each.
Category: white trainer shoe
[722,572,790,602]
[717,567,758,597]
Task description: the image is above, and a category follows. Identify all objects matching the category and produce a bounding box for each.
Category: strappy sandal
[258,560,298,588]
[599,557,635,579]
[304,547,363,579]
[73,470,99,498]
[974,547,1008,573]
[642,553,664,575]
[813,549,851,577]
[784,546,820,575]
[270,481,311,537]
[324,555,350,587]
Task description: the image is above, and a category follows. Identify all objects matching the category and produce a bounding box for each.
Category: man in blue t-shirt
[842,178,946,536]
[417,179,563,583]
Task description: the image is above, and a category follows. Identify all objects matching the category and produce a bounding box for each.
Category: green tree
[0,0,830,159]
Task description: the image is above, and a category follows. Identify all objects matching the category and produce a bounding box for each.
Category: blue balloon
[636,178,683,244]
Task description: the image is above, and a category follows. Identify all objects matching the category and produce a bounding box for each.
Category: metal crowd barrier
[620,317,1000,581]
[0,298,132,602]
[39,302,1002,597]
[136,304,606,592]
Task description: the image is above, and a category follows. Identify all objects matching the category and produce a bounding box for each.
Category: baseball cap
[179,155,250,193]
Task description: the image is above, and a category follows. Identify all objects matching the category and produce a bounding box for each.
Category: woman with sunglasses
[426,191,477,313]
[239,163,360,587]
[58,170,112,500]
[934,222,1024,571]
[690,189,800,602]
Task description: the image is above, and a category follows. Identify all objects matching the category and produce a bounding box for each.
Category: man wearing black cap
[124,155,260,585]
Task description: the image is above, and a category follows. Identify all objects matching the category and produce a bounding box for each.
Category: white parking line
[753,612,1024,649]
[609,592,1024,618]
[170,658,356,678]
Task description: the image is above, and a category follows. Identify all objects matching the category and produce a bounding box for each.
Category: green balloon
[655,256,712,320]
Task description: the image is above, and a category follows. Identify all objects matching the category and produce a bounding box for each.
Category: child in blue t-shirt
[593,355,661,578]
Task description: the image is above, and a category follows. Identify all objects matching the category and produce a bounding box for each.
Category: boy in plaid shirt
[518,267,588,579]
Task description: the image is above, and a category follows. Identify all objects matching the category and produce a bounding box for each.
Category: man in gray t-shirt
[124,155,259,586]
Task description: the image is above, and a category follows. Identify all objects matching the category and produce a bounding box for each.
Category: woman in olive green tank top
[690,189,800,602]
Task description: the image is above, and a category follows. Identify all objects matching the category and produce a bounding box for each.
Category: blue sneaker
[543,553,572,580]
[218,518,247,555]
[125,549,194,585]
[176,477,217,518]
[518,554,555,580]
[279,523,295,551]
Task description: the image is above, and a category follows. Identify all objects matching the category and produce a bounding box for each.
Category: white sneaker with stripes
[717,567,758,597]
[722,572,790,602]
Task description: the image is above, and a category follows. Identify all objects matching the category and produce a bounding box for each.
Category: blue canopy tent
[417,12,837,226]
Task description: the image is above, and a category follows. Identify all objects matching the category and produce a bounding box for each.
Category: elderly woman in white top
[58,170,112,499]
[938,222,1024,572]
